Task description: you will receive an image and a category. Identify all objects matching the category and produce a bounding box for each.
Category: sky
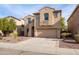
[0,4,77,24]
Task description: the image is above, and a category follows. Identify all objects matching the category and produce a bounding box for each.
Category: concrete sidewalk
[0,48,51,55]
[0,38,78,55]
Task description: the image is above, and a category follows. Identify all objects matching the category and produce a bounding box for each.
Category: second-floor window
[44,13,49,20]
[28,18,31,24]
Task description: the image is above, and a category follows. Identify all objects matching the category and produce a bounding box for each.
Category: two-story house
[33,7,61,38]
[22,7,61,38]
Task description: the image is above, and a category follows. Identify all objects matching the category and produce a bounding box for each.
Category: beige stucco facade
[33,7,61,38]
[68,5,79,35]
[23,15,35,37]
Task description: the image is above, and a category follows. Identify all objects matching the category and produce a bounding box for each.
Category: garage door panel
[37,29,57,38]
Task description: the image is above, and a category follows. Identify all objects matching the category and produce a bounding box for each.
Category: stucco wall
[39,7,60,28]
[23,15,35,37]
[68,7,79,34]
[34,7,61,38]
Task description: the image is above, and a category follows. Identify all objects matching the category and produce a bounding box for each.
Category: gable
[39,7,55,12]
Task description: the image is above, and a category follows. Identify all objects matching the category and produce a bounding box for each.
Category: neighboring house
[33,7,61,38]
[22,15,35,37]
[5,16,25,36]
[16,19,25,36]
[67,5,79,35]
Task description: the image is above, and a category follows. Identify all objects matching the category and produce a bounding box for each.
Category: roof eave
[67,5,79,22]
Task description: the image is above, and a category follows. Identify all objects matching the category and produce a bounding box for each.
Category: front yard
[0,37,59,54]
[0,37,79,55]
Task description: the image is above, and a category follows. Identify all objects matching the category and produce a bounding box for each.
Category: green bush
[0,18,16,36]
[74,34,79,43]
[61,33,71,38]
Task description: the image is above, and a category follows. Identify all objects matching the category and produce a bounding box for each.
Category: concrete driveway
[0,37,79,55]
[0,38,59,54]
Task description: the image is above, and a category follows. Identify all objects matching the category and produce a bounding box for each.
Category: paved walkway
[0,37,79,55]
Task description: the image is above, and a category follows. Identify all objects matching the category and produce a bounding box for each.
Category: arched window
[44,13,49,20]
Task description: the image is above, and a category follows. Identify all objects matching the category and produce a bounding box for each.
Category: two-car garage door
[36,29,57,38]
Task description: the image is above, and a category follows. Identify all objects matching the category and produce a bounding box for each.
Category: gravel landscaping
[59,38,79,49]
[0,37,30,43]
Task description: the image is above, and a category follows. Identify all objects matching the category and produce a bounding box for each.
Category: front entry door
[32,27,34,37]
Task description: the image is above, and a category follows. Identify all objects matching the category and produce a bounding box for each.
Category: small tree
[0,18,3,30]
[0,18,16,36]
[8,19,16,31]
[60,17,65,31]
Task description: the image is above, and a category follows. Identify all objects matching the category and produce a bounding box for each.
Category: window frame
[44,13,49,20]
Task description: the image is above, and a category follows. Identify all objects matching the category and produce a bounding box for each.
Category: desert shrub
[13,32,18,39]
[61,32,71,38]
[74,34,79,43]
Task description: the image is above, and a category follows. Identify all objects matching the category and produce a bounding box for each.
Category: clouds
[0,4,77,23]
